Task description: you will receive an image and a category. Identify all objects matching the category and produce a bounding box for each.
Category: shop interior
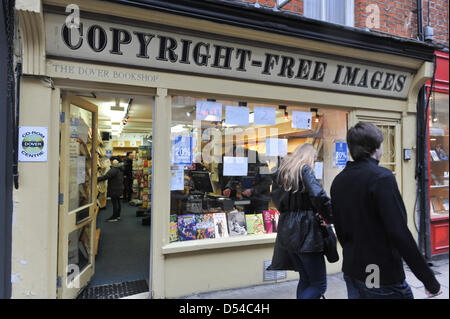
[64,91,154,297]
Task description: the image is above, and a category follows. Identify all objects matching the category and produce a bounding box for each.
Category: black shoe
[106,217,119,222]
[117,217,121,220]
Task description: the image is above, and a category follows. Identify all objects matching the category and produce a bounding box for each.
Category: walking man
[331,122,441,299]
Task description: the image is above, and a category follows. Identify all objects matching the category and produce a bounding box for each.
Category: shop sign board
[45,13,414,99]
[18,126,48,162]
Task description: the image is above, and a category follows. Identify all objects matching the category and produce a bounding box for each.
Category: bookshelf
[429,134,449,218]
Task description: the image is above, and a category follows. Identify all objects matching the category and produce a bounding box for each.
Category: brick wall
[230,0,448,47]
[355,0,448,47]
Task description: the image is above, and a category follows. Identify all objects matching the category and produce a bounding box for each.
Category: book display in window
[227,210,247,236]
[169,214,179,243]
[213,213,229,238]
[178,215,197,241]
[263,210,280,233]
[195,214,216,239]
[429,133,449,217]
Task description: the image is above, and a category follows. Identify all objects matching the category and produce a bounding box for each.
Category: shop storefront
[427,50,449,256]
[12,0,436,298]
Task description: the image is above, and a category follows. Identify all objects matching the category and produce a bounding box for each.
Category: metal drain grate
[77,279,149,299]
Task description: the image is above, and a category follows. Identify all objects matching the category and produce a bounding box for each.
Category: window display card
[334,142,348,167]
[77,156,86,184]
[223,156,248,176]
[171,135,192,165]
[170,169,185,191]
[196,101,222,121]
[253,106,276,125]
[225,106,250,126]
[314,162,323,180]
[292,111,312,130]
[266,138,288,157]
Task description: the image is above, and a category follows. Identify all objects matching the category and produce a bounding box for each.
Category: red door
[427,51,449,256]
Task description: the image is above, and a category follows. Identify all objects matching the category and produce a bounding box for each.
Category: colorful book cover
[195,214,216,239]
[169,215,178,242]
[435,145,449,161]
[254,214,266,234]
[245,214,258,234]
[213,213,229,238]
[263,210,280,233]
[430,150,440,162]
[441,198,449,211]
[227,210,247,236]
[178,215,197,241]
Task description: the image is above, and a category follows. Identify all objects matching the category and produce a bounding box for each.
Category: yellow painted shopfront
[12,0,435,298]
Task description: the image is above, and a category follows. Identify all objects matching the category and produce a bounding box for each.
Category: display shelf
[96,129,109,209]
[162,233,277,255]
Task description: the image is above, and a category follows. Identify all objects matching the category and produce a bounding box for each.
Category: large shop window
[429,92,449,218]
[168,96,348,244]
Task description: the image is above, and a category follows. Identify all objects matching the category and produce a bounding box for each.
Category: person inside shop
[98,158,124,222]
[331,121,442,299]
[123,152,134,203]
[220,146,272,214]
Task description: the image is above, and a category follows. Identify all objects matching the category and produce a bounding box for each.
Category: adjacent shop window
[69,104,94,212]
[168,95,348,243]
[429,92,449,218]
[304,0,354,26]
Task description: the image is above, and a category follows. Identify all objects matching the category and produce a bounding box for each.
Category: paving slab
[183,257,449,300]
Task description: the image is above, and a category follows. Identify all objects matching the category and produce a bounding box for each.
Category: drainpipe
[417,0,424,41]
[415,0,434,261]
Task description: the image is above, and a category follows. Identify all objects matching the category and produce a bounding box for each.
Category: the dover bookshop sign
[45,13,414,99]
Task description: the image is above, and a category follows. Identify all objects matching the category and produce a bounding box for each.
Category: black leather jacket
[268,165,333,271]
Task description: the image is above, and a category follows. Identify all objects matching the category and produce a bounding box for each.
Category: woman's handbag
[320,224,339,263]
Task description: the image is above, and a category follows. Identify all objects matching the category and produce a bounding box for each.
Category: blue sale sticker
[172,136,192,166]
[335,142,348,166]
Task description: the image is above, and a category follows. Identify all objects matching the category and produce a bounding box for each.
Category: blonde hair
[277,143,317,193]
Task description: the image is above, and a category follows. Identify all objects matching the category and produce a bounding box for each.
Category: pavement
[184,256,449,299]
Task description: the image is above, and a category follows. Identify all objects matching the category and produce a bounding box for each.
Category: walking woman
[267,143,333,299]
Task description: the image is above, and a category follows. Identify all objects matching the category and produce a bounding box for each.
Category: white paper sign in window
[266,138,288,157]
[254,106,276,125]
[170,169,185,191]
[314,162,323,180]
[292,111,312,130]
[223,156,248,176]
[196,101,222,121]
[225,106,249,126]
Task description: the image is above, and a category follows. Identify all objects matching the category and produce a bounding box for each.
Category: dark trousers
[111,196,121,218]
[287,251,327,299]
[123,175,133,201]
[344,275,414,299]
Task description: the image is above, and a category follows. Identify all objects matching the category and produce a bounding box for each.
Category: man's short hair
[347,122,384,161]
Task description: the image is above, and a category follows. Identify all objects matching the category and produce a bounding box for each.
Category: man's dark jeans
[111,196,121,218]
[344,274,414,299]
